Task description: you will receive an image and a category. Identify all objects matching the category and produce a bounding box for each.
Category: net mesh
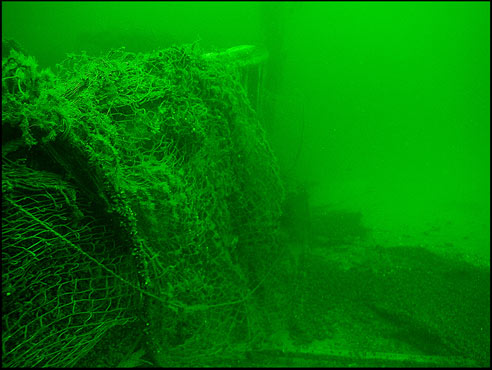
[2,41,284,367]
[2,159,140,368]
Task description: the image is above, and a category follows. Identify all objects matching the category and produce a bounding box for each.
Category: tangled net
[2,41,284,367]
[2,158,140,368]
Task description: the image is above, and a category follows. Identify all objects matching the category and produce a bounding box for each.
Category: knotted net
[2,41,284,367]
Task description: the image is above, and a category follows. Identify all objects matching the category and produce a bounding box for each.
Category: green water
[2,1,489,367]
[5,1,487,262]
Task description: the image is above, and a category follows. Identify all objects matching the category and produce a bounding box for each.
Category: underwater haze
[3,1,488,264]
[2,1,490,368]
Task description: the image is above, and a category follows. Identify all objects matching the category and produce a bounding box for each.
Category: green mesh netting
[2,158,141,368]
[2,41,284,367]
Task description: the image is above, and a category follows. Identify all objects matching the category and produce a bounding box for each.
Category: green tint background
[2,1,490,264]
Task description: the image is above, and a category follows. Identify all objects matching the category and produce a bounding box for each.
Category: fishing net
[2,158,141,368]
[2,42,284,367]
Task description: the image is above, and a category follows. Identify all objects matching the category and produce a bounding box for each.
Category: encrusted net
[2,41,284,367]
